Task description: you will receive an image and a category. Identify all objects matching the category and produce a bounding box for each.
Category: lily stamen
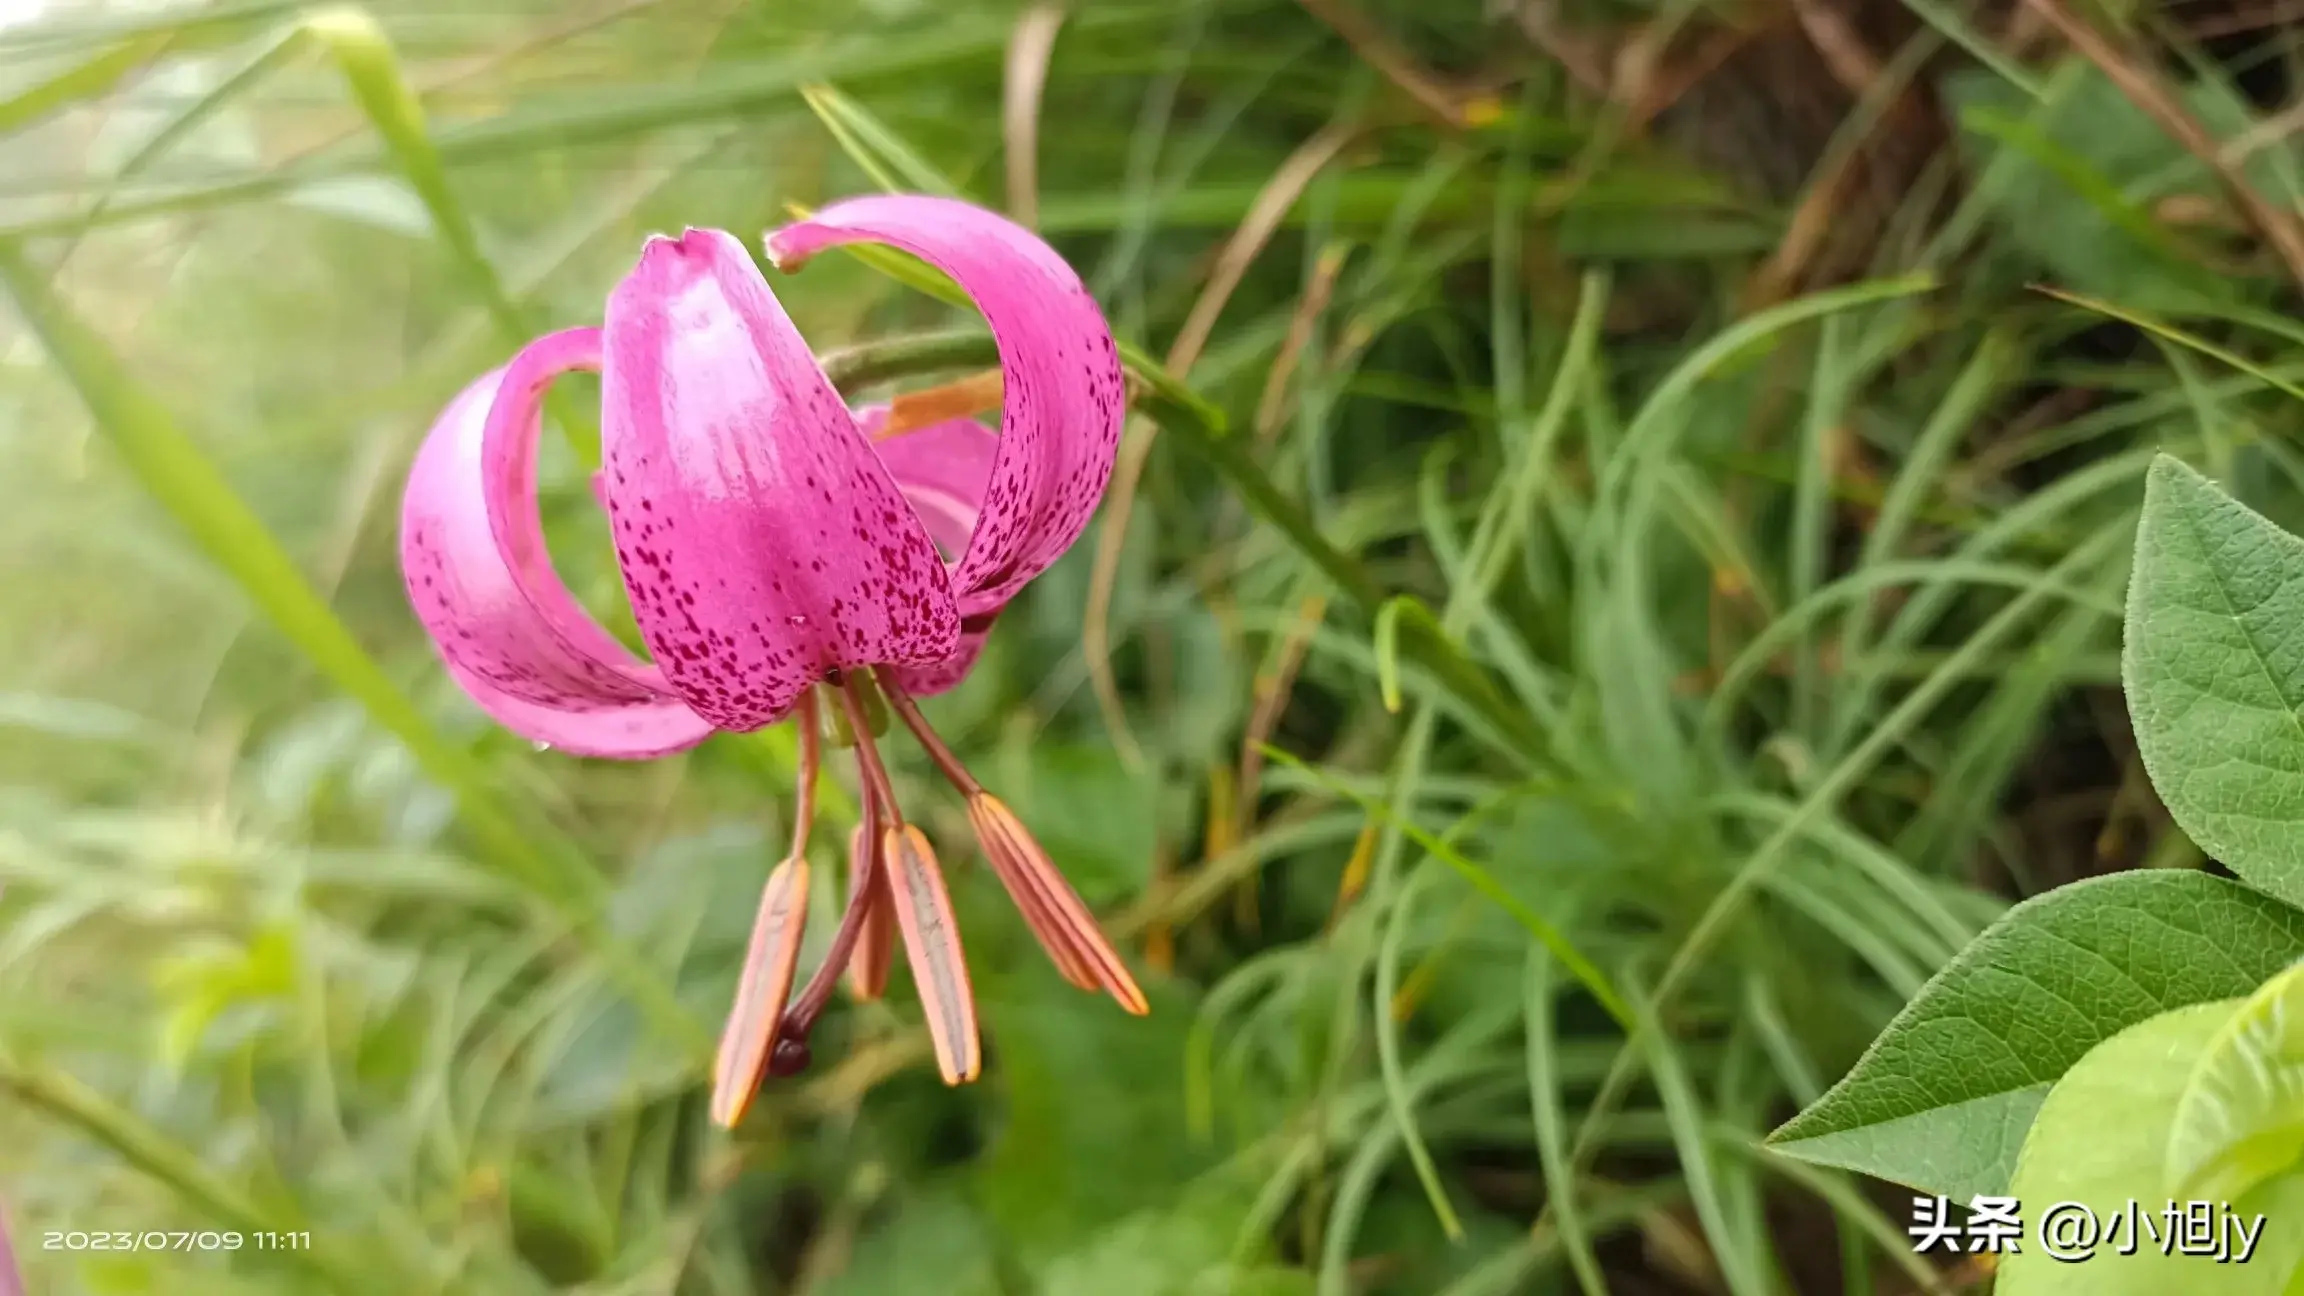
[768,780,887,1079]
[709,692,821,1128]
[878,676,1149,1016]
[840,675,982,1085]
[845,787,895,1002]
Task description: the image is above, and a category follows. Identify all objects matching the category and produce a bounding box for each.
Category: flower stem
[838,675,906,826]
[785,786,883,1038]
[876,675,982,796]
[790,691,822,859]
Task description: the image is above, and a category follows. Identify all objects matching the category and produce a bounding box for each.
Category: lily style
[399,195,1147,1127]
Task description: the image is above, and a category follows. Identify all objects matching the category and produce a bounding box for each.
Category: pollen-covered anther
[882,823,982,1084]
[967,793,1149,1015]
[706,691,824,1129]
[846,812,894,1001]
[878,675,1148,1016]
[709,853,810,1129]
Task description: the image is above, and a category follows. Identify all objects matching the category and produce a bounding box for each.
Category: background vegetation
[2,0,2301,1292]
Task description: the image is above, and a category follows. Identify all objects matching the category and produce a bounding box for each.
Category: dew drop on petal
[787,615,809,628]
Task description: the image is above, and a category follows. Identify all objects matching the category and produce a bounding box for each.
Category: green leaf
[1997,1001,2304,1295]
[1767,871,2304,1199]
[799,82,968,197]
[2126,455,2304,910]
[2168,956,2304,1204]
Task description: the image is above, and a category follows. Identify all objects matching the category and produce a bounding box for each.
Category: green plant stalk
[817,329,998,390]
[0,1058,371,1291]
[0,244,706,1062]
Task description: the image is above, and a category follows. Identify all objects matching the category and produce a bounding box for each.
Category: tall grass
[2,0,2300,1292]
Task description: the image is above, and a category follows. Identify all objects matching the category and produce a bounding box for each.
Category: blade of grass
[1567,516,2132,1171]
[2037,285,2304,403]
[298,9,596,460]
[799,82,968,197]
[1642,1000,1770,1296]
[1260,746,1632,1029]
[1371,857,1464,1240]
[0,27,174,134]
[1525,940,1608,1296]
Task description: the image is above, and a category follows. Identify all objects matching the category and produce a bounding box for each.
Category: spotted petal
[766,196,1125,613]
[599,229,961,730]
[865,409,998,561]
[400,347,711,758]
[869,412,1002,697]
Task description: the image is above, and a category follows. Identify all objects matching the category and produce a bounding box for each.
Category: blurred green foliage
[2,0,2302,1292]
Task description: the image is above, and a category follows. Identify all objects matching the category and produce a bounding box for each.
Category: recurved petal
[401,352,712,758]
[441,662,715,758]
[600,228,960,731]
[869,413,1002,697]
[882,614,996,699]
[767,197,1125,610]
[862,410,999,563]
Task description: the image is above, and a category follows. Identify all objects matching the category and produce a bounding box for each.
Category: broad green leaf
[2169,957,2304,1204]
[1767,871,2304,1199]
[2126,455,2304,909]
[1998,1001,2304,1296]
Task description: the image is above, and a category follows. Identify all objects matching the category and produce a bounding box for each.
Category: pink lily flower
[398,196,1147,1127]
